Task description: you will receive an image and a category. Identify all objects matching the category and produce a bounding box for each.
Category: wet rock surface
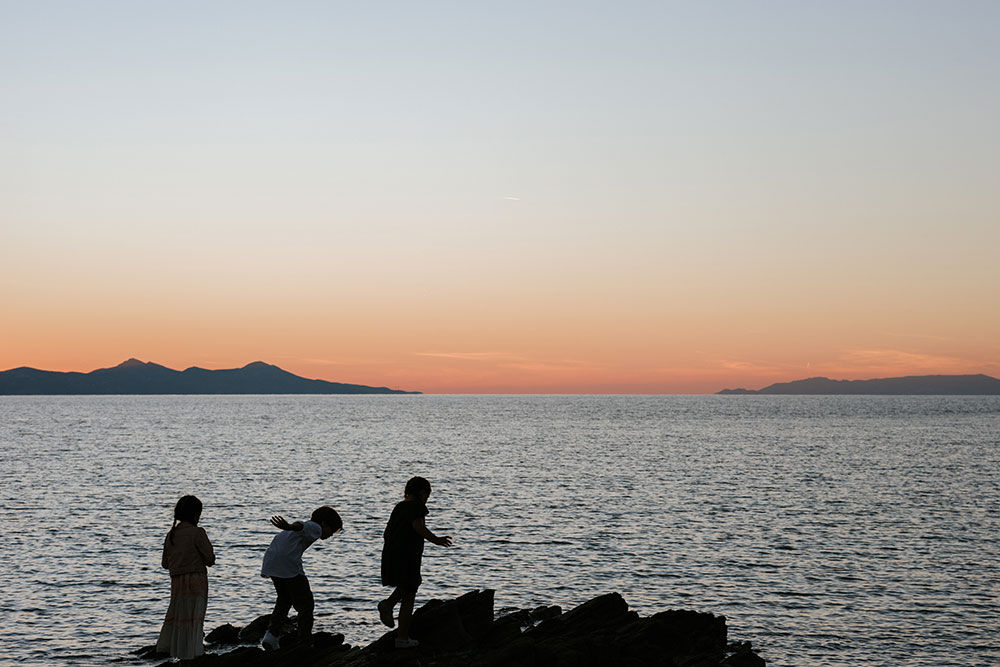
[133,590,765,666]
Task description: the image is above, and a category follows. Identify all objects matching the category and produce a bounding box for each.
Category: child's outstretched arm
[270,515,303,531]
[412,516,453,547]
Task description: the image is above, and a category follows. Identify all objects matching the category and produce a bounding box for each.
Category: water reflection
[0,395,998,666]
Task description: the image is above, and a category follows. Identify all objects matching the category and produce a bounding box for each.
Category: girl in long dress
[156,495,215,659]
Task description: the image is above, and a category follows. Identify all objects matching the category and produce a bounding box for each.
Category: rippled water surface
[1,395,998,666]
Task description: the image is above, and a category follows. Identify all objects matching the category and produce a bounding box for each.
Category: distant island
[0,359,420,395]
[718,374,1000,395]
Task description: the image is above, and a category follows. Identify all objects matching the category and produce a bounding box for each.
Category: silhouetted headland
[132,589,766,666]
[0,359,420,395]
[718,374,1000,395]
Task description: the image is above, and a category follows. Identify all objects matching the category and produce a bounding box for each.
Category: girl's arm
[196,528,216,567]
[161,536,170,569]
[412,516,453,547]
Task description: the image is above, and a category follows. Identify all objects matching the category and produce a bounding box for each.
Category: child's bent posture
[157,495,215,660]
[260,505,342,650]
[378,476,452,649]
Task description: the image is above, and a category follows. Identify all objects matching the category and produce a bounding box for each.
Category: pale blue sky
[6,2,997,221]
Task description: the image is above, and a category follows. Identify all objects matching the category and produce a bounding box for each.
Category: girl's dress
[156,521,215,659]
[381,499,428,590]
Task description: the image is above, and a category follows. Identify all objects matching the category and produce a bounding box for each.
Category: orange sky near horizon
[5,262,998,393]
[3,3,998,393]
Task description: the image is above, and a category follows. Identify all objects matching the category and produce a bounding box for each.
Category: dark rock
[407,589,495,651]
[206,623,242,645]
[313,631,346,649]
[646,609,728,657]
[486,603,560,645]
[131,644,167,659]
[497,609,532,627]
[508,594,726,667]
[238,614,296,644]
[190,646,263,665]
[238,614,272,644]
[486,609,531,646]
[527,592,632,640]
[478,635,537,667]
[721,651,766,667]
[529,604,562,622]
[129,590,765,667]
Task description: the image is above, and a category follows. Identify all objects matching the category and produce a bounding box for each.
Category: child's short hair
[311,505,343,533]
[404,476,432,497]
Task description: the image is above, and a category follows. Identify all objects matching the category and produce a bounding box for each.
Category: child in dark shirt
[377,476,452,649]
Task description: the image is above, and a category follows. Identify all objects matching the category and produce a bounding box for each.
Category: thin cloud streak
[883,332,957,342]
[832,348,979,374]
[414,351,524,361]
[415,351,604,372]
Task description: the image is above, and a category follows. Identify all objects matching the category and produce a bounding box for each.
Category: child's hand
[270,515,291,530]
[434,535,454,547]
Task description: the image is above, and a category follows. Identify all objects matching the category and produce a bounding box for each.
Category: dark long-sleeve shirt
[161,521,215,576]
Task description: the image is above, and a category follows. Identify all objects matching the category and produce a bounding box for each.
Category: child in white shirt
[260,505,342,650]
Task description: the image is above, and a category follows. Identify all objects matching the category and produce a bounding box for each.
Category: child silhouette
[260,505,342,650]
[378,476,453,648]
[156,495,215,660]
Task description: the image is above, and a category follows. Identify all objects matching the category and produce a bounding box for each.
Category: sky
[2,1,998,393]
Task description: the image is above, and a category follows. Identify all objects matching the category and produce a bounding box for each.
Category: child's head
[168,495,203,544]
[173,495,203,525]
[311,505,343,540]
[404,476,432,502]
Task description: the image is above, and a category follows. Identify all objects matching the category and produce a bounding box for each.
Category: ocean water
[0,395,998,666]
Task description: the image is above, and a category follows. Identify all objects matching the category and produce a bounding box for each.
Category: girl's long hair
[168,495,203,545]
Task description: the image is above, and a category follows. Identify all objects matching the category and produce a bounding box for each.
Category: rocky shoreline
[131,590,766,666]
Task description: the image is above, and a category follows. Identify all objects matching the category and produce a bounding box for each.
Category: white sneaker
[262,631,280,651]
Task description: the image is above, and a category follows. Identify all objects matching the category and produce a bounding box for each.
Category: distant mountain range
[0,359,420,395]
[718,374,1000,395]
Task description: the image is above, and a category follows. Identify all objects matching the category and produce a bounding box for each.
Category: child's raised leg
[379,585,419,646]
[378,588,400,628]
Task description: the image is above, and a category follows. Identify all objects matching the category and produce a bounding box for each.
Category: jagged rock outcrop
[132,590,765,666]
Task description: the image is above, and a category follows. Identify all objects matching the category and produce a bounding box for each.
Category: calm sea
[1,395,997,666]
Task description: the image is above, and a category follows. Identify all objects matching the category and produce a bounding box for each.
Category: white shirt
[260,520,322,578]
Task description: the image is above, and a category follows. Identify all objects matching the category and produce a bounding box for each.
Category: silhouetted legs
[269,575,314,639]
[381,585,417,640]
